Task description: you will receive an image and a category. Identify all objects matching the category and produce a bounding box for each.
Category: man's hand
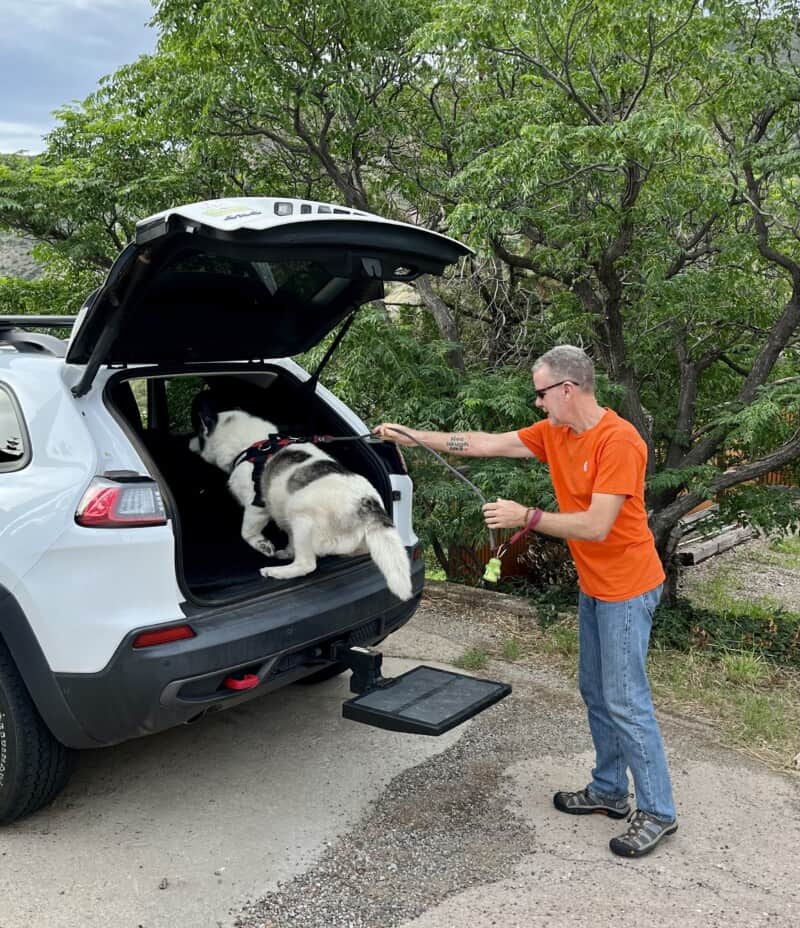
[372,423,417,446]
[482,498,530,529]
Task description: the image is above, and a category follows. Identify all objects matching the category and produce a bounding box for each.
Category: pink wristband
[508,507,544,546]
[527,507,543,530]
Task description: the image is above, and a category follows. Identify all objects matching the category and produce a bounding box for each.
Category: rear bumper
[8,557,424,749]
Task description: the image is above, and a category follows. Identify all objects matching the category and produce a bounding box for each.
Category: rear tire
[0,641,75,825]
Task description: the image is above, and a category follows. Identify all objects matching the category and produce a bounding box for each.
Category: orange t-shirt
[517,409,665,602]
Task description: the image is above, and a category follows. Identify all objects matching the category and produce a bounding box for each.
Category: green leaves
[2,0,800,582]
[298,307,552,570]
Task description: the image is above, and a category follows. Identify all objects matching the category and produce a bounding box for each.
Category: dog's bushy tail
[360,498,413,601]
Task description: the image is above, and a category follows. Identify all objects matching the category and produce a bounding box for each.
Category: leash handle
[496,507,543,559]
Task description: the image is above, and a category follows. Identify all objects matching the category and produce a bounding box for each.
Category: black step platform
[342,665,511,735]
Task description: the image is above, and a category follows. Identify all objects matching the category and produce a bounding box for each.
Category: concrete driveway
[2,587,799,928]
[0,659,463,928]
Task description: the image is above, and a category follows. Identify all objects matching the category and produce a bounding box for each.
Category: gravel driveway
[234,585,800,928]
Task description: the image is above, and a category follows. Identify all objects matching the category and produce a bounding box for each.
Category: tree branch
[491,237,573,288]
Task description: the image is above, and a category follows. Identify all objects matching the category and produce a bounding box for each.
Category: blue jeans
[578,584,676,822]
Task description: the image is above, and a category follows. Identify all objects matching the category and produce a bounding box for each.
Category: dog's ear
[191,391,219,436]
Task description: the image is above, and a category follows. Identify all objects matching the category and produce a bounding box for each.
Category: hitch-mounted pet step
[334,645,511,736]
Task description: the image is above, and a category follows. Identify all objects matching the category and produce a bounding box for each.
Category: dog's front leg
[241,505,276,557]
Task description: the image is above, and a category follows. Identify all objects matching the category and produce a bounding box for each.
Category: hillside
[0,232,41,280]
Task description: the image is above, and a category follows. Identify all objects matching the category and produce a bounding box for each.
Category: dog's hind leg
[241,505,275,557]
[260,516,316,580]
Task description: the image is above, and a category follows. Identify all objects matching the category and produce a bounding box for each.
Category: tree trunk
[414,275,465,370]
[430,535,449,576]
[661,557,680,605]
[649,493,703,604]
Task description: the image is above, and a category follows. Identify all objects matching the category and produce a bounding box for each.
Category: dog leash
[375,428,548,584]
[339,428,545,583]
[371,426,495,546]
[263,428,494,530]
[248,431,493,538]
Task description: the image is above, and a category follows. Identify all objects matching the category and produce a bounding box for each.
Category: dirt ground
[678,533,800,612]
[232,579,800,928]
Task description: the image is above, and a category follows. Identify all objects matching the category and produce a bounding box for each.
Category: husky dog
[188,396,413,601]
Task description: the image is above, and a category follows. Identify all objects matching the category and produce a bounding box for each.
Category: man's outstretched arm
[372,424,534,458]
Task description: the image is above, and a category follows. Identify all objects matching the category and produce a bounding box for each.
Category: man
[374,344,677,858]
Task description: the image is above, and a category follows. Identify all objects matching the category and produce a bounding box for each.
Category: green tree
[415,0,800,592]
[300,307,556,575]
[2,0,799,595]
[150,0,471,365]
[0,47,277,305]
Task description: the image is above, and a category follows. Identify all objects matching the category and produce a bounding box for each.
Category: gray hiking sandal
[553,788,631,819]
[609,809,678,857]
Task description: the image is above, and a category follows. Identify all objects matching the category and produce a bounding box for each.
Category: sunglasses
[534,380,579,400]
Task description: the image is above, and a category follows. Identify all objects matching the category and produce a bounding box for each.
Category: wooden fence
[758,465,800,486]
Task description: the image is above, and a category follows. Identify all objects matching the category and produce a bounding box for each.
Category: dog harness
[232,434,331,508]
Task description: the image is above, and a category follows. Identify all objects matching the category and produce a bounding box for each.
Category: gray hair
[533,345,595,392]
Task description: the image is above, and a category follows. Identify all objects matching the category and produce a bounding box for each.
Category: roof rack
[0,315,77,329]
[0,315,77,357]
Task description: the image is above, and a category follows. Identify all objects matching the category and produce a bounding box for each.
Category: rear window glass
[166,376,205,433]
[0,384,30,471]
[169,254,343,304]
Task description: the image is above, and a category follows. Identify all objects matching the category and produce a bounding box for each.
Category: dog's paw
[274,547,293,561]
[260,565,283,579]
[252,538,275,557]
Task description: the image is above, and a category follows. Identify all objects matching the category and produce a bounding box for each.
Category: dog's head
[189,391,277,472]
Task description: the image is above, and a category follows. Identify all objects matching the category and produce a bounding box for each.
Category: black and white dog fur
[188,400,413,601]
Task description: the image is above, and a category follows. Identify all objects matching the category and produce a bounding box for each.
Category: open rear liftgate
[334,645,511,736]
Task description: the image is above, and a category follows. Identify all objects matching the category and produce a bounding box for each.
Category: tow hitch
[333,644,511,736]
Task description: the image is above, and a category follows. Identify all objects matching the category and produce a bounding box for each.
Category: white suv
[0,197,474,824]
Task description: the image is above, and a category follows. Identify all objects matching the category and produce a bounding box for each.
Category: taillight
[76,478,167,528]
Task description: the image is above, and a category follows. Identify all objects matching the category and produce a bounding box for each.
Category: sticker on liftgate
[200,204,263,221]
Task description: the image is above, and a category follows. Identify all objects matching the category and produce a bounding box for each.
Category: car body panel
[64,364,156,474]
[0,196,456,762]
[16,524,183,674]
[54,556,424,748]
[0,356,97,588]
[134,197,470,248]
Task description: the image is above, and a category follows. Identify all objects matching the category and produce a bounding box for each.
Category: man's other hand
[482,498,530,529]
